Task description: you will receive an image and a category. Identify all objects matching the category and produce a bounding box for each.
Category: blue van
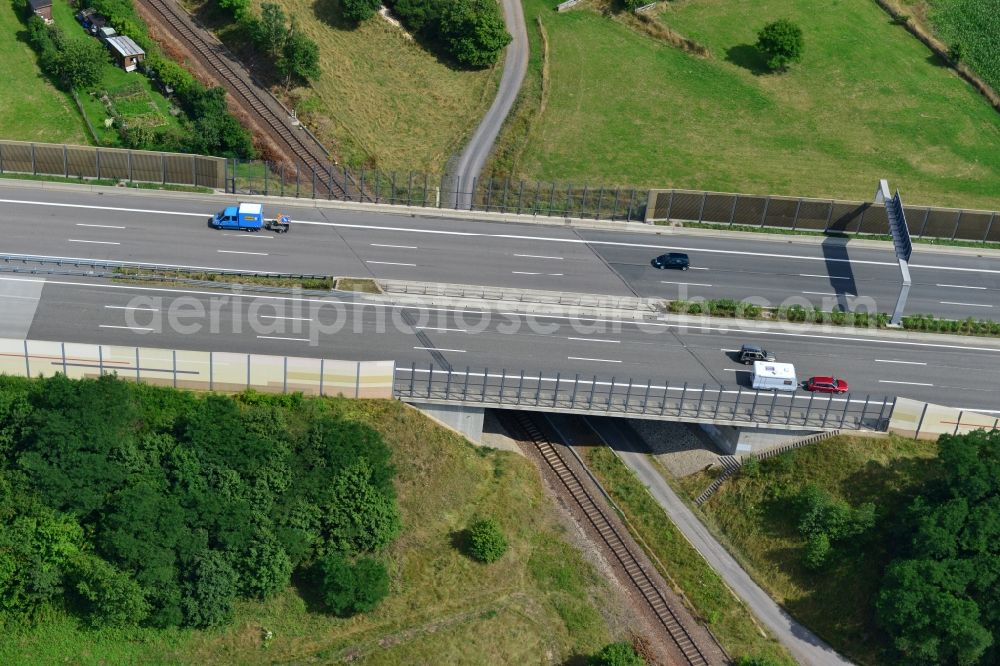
[212,203,264,230]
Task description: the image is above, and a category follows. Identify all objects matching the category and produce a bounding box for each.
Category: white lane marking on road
[721,348,740,352]
[567,337,620,343]
[514,253,563,260]
[799,274,850,280]
[257,335,310,341]
[371,243,418,249]
[99,324,153,331]
[875,359,927,365]
[722,368,738,372]
[257,315,312,321]
[76,223,126,229]
[414,346,466,353]
[9,274,1000,355]
[367,260,416,266]
[687,267,710,270]
[105,305,158,312]
[0,294,39,300]
[218,249,269,256]
[879,380,934,387]
[936,283,986,290]
[567,356,621,363]
[68,239,120,245]
[802,291,838,296]
[661,281,712,287]
[512,271,540,275]
[940,301,992,308]
[4,198,999,275]
[415,326,468,332]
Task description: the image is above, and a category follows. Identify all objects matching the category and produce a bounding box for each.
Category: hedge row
[666,299,1000,337]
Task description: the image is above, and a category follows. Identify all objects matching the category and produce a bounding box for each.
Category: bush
[319,553,390,616]
[67,553,149,627]
[342,0,381,22]
[181,550,239,628]
[467,517,507,563]
[593,641,644,666]
[756,19,804,72]
[736,656,783,666]
[741,455,761,479]
[803,532,831,570]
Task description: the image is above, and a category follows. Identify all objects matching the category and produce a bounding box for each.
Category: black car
[737,344,776,365]
[652,252,689,270]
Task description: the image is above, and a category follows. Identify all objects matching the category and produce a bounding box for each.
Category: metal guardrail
[0,253,329,280]
[378,280,657,311]
[394,364,894,431]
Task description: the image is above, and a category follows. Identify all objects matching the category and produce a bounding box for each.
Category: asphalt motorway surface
[8,275,1000,413]
[1,184,999,321]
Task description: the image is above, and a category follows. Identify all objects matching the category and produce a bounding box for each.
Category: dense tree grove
[0,375,399,630]
[876,430,1000,665]
[383,0,510,68]
[25,17,107,91]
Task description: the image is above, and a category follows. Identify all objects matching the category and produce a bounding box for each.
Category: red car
[805,376,849,393]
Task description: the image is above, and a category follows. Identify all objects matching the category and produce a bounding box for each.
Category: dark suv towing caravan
[738,344,776,365]
[652,252,690,270]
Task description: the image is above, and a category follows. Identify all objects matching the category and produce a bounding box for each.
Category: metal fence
[229,161,648,221]
[646,189,1000,243]
[394,364,894,431]
[0,140,226,190]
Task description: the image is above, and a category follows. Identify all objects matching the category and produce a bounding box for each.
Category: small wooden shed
[105,35,145,72]
[28,0,53,23]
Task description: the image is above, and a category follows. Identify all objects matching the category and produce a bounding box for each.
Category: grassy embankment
[0,0,89,143]
[3,398,621,664]
[675,433,940,665]
[186,0,501,172]
[497,0,1000,211]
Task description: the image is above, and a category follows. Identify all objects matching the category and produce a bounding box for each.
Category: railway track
[142,0,351,199]
[505,412,713,666]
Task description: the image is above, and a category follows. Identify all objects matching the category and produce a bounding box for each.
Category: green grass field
[0,0,90,144]
[915,0,1000,94]
[676,434,941,665]
[509,0,1000,210]
[225,0,501,171]
[1,400,620,664]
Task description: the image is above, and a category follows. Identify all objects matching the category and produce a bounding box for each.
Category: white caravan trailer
[751,361,797,392]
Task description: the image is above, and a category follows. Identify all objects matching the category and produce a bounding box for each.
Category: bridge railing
[394,364,894,431]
